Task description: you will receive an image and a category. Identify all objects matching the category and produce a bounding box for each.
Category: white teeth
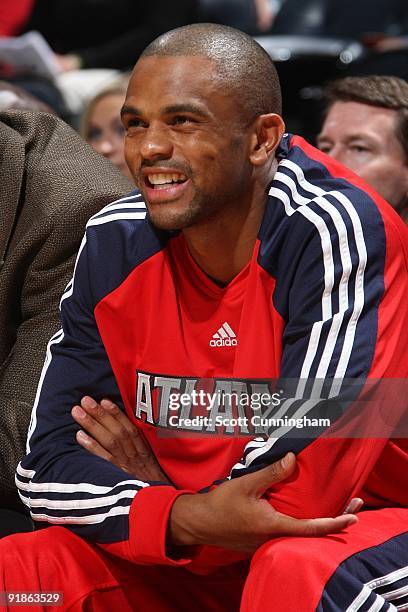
[148,173,187,186]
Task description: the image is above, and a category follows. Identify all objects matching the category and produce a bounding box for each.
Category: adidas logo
[210,322,238,347]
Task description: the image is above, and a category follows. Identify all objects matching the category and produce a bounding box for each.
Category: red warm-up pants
[0,508,407,611]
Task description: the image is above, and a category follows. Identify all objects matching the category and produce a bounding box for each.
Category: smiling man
[1,24,407,612]
[317,75,408,223]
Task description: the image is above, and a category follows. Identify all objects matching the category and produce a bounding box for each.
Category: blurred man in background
[317,75,408,223]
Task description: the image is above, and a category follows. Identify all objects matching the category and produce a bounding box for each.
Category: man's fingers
[72,404,107,439]
[100,398,151,456]
[274,512,358,538]
[99,398,140,435]
[72,403,127,459]
[100,398,143,435]
[99,398,122,417]
[80,397,131,444]
[343,498,364,514]
[81,396,101,412]
[77,430,134,475]
[80,397,152,463]
[76,430,112,462]
[242,453,297,496]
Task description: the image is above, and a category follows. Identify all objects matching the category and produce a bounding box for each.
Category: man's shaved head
[140,23,282,124]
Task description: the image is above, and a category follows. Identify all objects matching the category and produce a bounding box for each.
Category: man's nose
[139,123,173,160]
[95,138,114,157]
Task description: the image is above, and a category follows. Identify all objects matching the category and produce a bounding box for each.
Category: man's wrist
[168,492,209,547]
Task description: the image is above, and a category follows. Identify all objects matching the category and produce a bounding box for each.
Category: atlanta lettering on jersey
[134,371,289,436]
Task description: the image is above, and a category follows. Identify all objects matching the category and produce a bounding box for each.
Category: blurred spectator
[0,80,54,112]
[270,0,326,35]
[26,0,199,71]
[0,1,66,116]
[317,76,408,223]
[81,77,132,181]
[19,0,198,120]
[255,0,276,32]
[198,0,275,34]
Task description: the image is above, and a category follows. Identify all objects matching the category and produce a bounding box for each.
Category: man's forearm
[167,457,358,555]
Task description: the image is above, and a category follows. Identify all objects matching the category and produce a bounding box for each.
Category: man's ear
[249,113,285,166]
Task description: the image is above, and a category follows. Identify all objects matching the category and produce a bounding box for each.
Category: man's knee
[0,526,123,604]
[0,525,112,582]
[0,526,82,571]
[251,534,330,574]
[241,536,335,612]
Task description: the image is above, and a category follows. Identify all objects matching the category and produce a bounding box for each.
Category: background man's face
[122,55,254,231]
[317,101,408,210]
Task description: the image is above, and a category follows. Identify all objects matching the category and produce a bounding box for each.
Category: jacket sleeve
[17,219,195,567]
[227,178,408,520]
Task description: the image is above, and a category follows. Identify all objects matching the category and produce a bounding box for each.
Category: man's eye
[318,144,331,154]
[87,127,102,142]
[350,145,369,153]
[126,118,146,128]
[172,116,192,125]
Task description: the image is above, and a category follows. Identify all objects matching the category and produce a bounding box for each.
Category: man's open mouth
[145,173,187,190]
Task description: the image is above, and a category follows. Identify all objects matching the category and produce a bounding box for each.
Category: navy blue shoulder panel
[258,134,387,330]
[82,190,177,308]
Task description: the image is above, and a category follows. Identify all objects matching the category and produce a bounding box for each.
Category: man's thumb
[246,452,297,496]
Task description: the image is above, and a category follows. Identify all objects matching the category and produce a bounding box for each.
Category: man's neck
[183,186,268,285]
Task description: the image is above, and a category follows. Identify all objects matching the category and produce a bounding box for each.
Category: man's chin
[146,203,199,232]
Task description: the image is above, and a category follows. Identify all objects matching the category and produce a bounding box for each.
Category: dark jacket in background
[26,0,199,70]
[0,110,132,509]
[324,0,408,38]
[271,0,408,39]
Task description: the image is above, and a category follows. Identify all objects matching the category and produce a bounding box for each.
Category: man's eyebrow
[316,136,329,147]
[161,103,210,118]
[120,102,211,119]
[347,135,372,141]
[120,104,141,118]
